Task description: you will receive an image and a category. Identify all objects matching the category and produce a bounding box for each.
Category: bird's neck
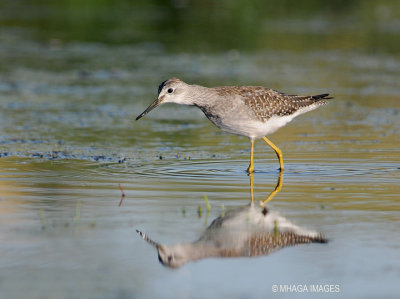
[186,85,218,108]
[177,242,223,261]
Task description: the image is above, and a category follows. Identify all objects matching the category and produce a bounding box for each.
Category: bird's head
[136,78,189,120]
[156,244,187,269]
[136,229,187,268]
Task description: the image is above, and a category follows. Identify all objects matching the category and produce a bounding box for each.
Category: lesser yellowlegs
[136,78,331,173]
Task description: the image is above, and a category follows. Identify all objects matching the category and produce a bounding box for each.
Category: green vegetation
[197,205,202,217]
[73,201,81,225]
[39,208,46,229]
[273,220,279,239]
[203,195,211,212]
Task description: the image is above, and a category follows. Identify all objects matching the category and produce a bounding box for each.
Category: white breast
[217,104,319,139]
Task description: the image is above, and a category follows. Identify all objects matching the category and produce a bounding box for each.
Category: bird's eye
[168,255,173,262]
[167,88,174,93]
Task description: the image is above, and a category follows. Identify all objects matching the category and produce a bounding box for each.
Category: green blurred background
[1,0,399,53]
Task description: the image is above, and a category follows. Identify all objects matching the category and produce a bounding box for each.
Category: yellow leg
[246,139,255,174]
[262,170,283,205]
[249,171,254,204]
[262,137,284,171]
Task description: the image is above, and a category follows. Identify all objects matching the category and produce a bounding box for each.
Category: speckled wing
[218,86,330,122]
[217,232,326,258]
[245,232,327,256]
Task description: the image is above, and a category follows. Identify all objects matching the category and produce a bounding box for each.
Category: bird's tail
[294,93,332,108]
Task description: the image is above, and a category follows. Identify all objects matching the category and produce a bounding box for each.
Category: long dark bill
[136,230,161,249]
[136,98,162,120]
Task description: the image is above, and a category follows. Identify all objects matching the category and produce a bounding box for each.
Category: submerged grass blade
[203,195,211,212]
[273,219,279,239]
[73,201,81,225]
[39,208,46,229]
[118,184,126,206]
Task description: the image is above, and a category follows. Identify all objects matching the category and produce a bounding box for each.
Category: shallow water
[1,2,400,298]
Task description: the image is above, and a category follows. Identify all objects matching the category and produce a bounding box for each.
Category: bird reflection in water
[137,172,327,268]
